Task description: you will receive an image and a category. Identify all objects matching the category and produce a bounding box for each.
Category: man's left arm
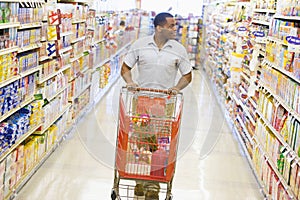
[170,72,192,93]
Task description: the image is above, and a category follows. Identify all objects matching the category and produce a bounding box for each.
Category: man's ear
[156,25,162,32]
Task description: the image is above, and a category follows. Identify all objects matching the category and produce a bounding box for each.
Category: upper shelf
[0,19,83,30]
[0,0,45,2]
[253,9,276,13]
[72,19,86,24]
[0,22,20,29]
[251,20,270,26]
[58,0,89,3]
[19,22,43,30]
[273,15,300,21]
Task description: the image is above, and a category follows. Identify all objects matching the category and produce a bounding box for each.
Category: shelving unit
[0,0,140,199]
[203,0,300,199]
[187,17,200,69]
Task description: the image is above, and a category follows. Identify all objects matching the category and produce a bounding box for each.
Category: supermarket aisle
[16,70,264,200]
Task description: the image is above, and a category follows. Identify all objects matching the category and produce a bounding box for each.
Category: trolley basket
[112,87,183,200]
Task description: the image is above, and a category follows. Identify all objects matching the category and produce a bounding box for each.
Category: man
[121,12,192,199]
[121,12,192,93]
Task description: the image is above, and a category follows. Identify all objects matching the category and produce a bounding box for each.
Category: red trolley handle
[124,86,182,95]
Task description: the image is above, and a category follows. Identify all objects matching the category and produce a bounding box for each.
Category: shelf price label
[238,26,247,31]
[237,26,247,36]
[253,31,266,43]
[34,94,43,100]
[286,36,300,45]
[286,36,300,53]
[253,31,265,37]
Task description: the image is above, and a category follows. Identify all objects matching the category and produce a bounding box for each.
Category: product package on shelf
[18,5,43,25]
[4,149,17,198]
[57,34,71,51]
[0,71,36,116]
[260,61,300,115]
[67,53,89,81]
[60,51,71,67]
[0,2,18,24]
[59,13,72,34]
[0,159,4,200]
[20,73,36,101]
[0,3,18,51]
[46,125,58,150]
[71,22,86,41]
[39,58,61,80]
[253,0,277,10]
[0,108,31,153]
[0,52,18,83]
[3,133,46,197]
[86,9,96,30]
[53,111,69,140]
[34,134,46,161]
[91,16,105,44]
[0,27,17,50]
[290,161,300,199]
[69,69,91,100]
[17,52,39,73]
[29,101,44,127]
[99,62,111,89]
[276,0,300,17]
[37,73,68,101]
[72,88,90,120]
[0,4,141,200]
[17,29,41,49]
[39,89,68,131]
[289,118,300,156]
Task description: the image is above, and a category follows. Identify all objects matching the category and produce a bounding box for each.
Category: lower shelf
[5,124,74,200]
[204,69,269,199]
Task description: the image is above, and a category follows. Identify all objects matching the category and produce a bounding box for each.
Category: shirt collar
[148,34,173,49]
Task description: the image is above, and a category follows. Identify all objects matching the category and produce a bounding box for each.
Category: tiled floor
[16,70,264,200]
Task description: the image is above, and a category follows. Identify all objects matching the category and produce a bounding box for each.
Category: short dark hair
[120,20,125,26]
[153,12,174,27]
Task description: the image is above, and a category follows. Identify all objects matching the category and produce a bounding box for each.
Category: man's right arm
[121,62,138,87]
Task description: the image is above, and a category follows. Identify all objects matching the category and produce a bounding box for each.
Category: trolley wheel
[111,190,117,200]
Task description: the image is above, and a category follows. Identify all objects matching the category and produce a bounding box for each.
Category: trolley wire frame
[112,87,183,200]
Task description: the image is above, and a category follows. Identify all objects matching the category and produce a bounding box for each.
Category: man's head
[119,20,125,27]
[153,12,177,40]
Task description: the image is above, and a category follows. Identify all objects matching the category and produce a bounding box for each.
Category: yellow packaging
[45,130,51,151]
[47,125,58,149]
[24,140,36,171]
[35,135,46,160]
[33,137,39,162]
[30,29,35,44]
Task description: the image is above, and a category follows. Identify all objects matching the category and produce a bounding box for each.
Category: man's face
[159,17,177,40]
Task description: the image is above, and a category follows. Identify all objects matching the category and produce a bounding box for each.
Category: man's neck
[154,35,168,49]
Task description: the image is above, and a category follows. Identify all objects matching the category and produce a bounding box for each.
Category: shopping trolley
[111,87,183,200]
